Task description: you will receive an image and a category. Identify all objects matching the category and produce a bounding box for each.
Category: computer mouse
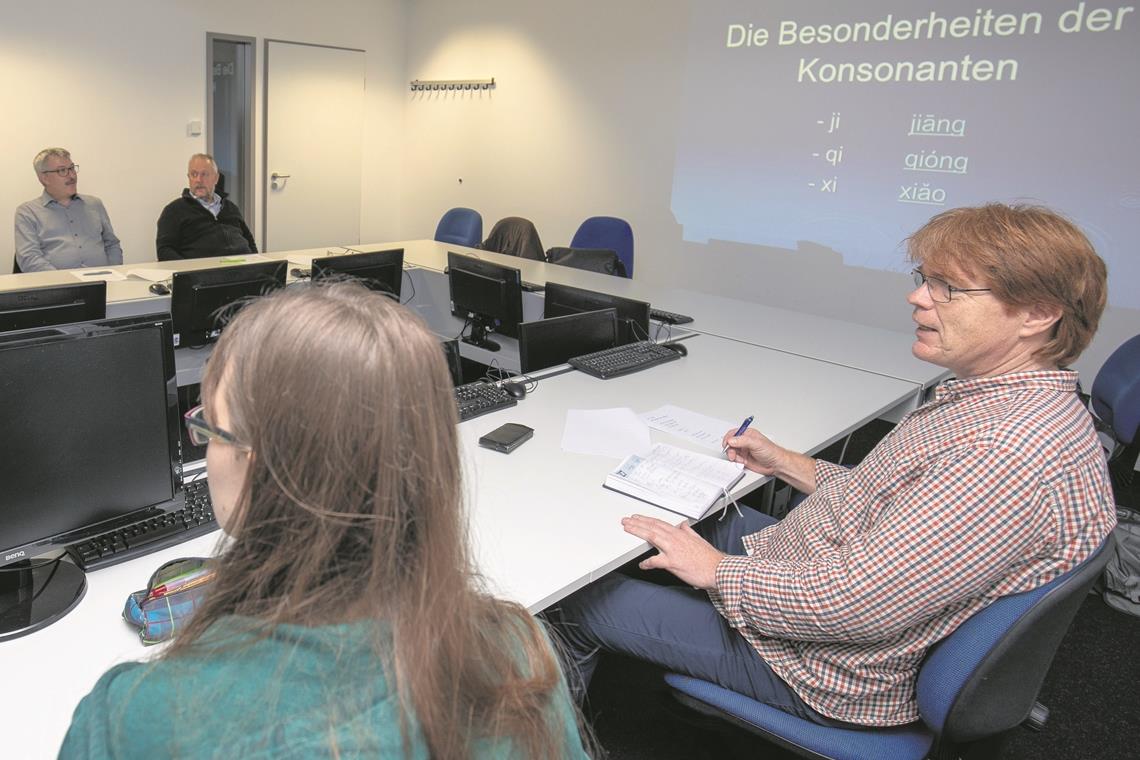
[148,282,170,296]
[664,342,688,357]
[502,381,527,400]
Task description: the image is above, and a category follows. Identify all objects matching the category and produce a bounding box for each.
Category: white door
[264,41,364,252]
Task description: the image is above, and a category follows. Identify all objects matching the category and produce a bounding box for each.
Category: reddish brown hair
[908,203,1107,367]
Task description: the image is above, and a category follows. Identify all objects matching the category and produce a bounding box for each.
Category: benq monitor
[0,312,181,640]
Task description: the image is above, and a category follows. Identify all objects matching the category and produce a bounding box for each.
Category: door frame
[261,38,366,251]
[206,32,256,231]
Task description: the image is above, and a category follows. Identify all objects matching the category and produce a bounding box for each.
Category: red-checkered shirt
[710,370,1116,726]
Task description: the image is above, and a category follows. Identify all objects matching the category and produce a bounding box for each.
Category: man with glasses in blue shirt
[14,148,122,273]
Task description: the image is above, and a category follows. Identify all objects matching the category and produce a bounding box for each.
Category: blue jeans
[548,508,843,726]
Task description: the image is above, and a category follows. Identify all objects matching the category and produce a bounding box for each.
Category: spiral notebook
[604,443,746,519]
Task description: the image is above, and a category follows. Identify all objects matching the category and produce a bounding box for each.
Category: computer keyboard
[649,307,694,325]
[569,340,683,380]
[454,381,517,422]
[66,479,218,571]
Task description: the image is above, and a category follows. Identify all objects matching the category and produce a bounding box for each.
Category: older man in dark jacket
[156,154,257,260]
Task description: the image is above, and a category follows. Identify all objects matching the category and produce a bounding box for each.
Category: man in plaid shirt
[554,204,1116,727]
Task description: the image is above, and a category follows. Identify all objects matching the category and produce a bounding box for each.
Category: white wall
[400,0,1137,384]
[0,0,407,269]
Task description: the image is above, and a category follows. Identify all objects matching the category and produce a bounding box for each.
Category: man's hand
[621,514,726,590]
[723,427,819,494]
[722,427,784,475]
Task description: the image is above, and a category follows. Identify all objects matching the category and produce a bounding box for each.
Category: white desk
[0,332,919,757]
[455,332,918,611]
[366,240,946,391]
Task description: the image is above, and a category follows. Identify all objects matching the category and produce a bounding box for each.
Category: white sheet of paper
[70,269,126,282]
[126,268,174,282]
[641,404,736,450]
[561,407,652,460]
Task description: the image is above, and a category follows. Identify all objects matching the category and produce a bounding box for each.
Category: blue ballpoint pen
[722,415,754,453]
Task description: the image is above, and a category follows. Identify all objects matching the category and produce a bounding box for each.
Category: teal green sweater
[60,618,589,759]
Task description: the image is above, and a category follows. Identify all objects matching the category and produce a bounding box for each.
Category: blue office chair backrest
[664,532,1112,759]
[918,535,1114,745]
[1090,333,1140,447]
[434,207,483,248]
[570,216,634,278]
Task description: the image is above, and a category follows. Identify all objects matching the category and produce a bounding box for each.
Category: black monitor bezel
[446,252,524,339]
[0,312,183,567]
[543,281,650,345]
[170,261,287,347]
[311,248,405,299]
[0,281,107,334]
[518,308,619,374]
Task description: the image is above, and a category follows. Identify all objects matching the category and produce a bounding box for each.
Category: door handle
[270,172,291,190]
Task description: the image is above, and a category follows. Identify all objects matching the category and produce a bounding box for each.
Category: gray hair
[188,153,218,172]
[34,148,71,173]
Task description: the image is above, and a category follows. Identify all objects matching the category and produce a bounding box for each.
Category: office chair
[570,216,634,278]
[545,246,627,278]
[1089,333,1140,495]
[435,207,483,248]
[665,534,1115,760]
[480,216,545,261]
[12,258,21,274]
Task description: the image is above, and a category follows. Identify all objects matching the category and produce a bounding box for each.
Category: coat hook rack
[410,78,495,92]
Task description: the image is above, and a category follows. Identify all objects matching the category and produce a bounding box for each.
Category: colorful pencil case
[123,557,215,645]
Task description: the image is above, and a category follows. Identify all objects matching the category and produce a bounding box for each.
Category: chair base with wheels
[665,535,1114,760]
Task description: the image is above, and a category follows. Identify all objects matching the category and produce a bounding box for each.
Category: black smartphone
[478,423,534,454]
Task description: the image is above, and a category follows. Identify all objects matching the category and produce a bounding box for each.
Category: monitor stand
[462,316,502,352]
[0,552,87,642]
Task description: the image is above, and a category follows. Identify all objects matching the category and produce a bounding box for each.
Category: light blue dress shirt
[194,192,224,218]
[13,192,123,272]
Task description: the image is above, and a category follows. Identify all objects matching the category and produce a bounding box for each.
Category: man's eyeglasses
[184,405,250,449]
[912,269,992,303]
[40,164,78,177]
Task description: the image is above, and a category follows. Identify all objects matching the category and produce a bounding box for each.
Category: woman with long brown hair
[61,281,589,758]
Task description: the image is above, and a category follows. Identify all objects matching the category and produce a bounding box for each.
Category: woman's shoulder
[61,619,401,758]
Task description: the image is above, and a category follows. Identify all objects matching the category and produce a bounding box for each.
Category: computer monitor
[518,309,618,374]
[446,252,524,352]
[170,261,287,347]
[543,281,650,345]
[311,248,404,299]
[0,281,106,333]
[440,338,464,386]
[0,313,182,640]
